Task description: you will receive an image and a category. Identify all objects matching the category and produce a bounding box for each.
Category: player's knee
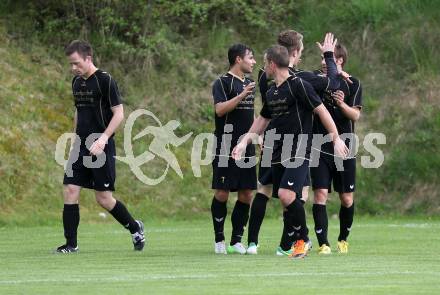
[63,185,79,203]
[257,183,272,198]
[95,192,114,208]
[340,193,353,207]
[238,190,253,204]
[301,186,310,203]
[278,189,296,207]
[95,194,106,207]
[314,189,328,205]
[214,190,229,202]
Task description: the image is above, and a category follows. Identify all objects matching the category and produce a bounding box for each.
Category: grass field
[1,217,439,294]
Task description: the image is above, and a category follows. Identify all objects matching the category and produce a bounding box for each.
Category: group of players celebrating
[56,29,361,257]
[210,30,362,258]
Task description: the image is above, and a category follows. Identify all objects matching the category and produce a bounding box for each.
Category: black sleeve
[71,77,77,90]
[258,69,269,104]
[107,76,122,107]
[212,78,228,105]
[71,77,79,106]
[349,79,363,108]
[323,51,340,91]
[259,102,271,119]
[297,71,330,93]
[293,78,323,111]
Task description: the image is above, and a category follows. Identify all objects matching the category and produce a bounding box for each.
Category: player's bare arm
[215,82,255,117]
[332,90,361,121]
[232,115,270,160]
[316,32,337,54]
[313,104,349,158]
[89,104,124,155]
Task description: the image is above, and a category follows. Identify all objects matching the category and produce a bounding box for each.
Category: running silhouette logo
[116,109,192,185]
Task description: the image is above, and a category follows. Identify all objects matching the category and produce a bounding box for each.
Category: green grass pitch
[1,217,439,294]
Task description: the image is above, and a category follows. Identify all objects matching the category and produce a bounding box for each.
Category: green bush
[0,0,439,223]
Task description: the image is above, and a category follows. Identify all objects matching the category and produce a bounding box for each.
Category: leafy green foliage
[0,0,439,223]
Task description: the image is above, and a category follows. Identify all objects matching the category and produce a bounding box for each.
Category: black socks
[279,210,294,251]
[63,204,79,247]
[285,198,307,242]
[313,204,329,246]
[211,197,227,243]
[109,200,139,234]
[247,193,269,245]
[230,200,250,245]
[339,203,354,241]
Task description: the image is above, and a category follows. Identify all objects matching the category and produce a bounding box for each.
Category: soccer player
[57,40,145,253]
[211,44,257,254]
[233,44,348,259]
[247,31,343,255]
[311,43,362,254]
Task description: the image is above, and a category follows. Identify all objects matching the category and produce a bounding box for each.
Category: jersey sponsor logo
[214,217,224,222]
[293,225,301,231]
[287,181,294,186]
[104,183,110,188]
[316,229,323,234]
[349,184,354,189]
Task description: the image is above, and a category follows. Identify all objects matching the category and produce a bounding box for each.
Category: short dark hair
[334,44,348,67]
[277,30,303,55]
[265,45,289,68]
[65,40,93,59]
[228,43,253,66]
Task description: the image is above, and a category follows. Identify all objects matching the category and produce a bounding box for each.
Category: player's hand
[332,90,345,106]
[316,32,337,53]
[89,134,109,156]
[239,82,256,100]
[333,136,349,159]
[339,70,353,84]
[232,142,247,160]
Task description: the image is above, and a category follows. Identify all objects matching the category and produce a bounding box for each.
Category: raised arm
[316,32,340,91]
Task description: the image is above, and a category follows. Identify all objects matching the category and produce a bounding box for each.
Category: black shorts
[272,159,310,198]
[258,159,273,185]
[258,160,310,187]
[310,153,356,193]
[63,138,116,191]
[212,156,257,192]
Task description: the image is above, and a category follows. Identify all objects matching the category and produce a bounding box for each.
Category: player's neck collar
[274,70,292,87]
[82,68,99,80]
[227,71,245,82]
